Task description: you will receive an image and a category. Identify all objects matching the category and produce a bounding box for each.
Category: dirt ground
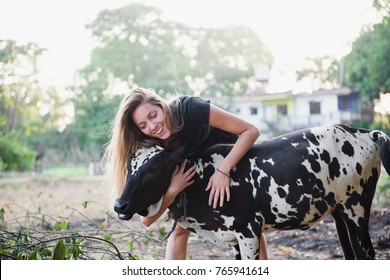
[0,175,389,260]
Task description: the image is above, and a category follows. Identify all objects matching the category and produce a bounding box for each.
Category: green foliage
[0,158,7,171]
[376,174,390,207]
[0,40,52,136]
[0,217,86,260]
[295,55,341,91]
[62,3,274,160]
[0,134,35,171]
[83,3,273,96]
[344,16,390,104]
[158,226,167,239]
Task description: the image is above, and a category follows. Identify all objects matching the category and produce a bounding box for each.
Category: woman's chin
[158,130,171,140]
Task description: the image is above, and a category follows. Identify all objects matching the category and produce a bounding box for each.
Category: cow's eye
[140,167,157,176]
[147,167,158,174]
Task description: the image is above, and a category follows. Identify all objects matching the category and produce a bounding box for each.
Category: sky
[0,0,379,93]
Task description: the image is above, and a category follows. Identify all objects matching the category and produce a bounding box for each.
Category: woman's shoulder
[175,95,210,125]
[178,95,210,110]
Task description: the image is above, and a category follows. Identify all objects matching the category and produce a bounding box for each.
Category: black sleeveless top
[161,96,238,155]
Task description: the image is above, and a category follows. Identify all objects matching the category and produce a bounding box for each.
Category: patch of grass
[3,181,22,190]
[45,166,88,178]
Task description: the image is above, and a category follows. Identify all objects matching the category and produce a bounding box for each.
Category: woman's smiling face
[132,102,171,140]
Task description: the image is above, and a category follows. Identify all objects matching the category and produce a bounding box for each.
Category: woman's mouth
[156,126,163,135]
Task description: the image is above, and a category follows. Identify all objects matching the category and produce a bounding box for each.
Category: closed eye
[137,122,146,130]
[147,167,158,174]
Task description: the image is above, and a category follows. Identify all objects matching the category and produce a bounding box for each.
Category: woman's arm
[141,160,196,227]
[205,104,260,208]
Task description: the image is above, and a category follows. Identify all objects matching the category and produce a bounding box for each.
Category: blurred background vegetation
[0,1,389,182]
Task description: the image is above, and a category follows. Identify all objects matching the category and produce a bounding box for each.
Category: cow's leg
[362,224,375,259]
[233,244,241,260]
[356,222,375,260]
[341,173,377,260]
[236,232,260,260]
[331,210,355,259]
[339,211,375,259]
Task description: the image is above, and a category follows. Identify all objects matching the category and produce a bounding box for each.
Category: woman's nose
[150,122,158,133]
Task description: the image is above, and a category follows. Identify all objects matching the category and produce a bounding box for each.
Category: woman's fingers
[206,171,231,208]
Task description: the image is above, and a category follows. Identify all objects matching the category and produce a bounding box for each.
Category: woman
[104,87,268,259]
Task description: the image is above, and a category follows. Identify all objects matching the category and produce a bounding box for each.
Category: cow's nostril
[114,199,128,213]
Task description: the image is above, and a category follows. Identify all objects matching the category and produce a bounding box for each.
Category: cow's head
[114,145,186,220]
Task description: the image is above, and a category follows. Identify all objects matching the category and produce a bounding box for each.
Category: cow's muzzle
[114,199,134,220]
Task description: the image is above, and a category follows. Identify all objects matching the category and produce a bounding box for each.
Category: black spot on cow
[314,200,328,214]
[324,192,336,207]
[278,213,287,219]
[342,141,355,157]
[329,157,341,180]
[277,187,287,198]
[320,150,330,163]
[259,176,271,189]
[345,191,362,214]
[296,196,310,216]
[355,162,362,175]
[308,154,321,173]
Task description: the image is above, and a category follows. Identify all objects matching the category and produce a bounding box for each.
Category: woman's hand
[167,159,196,197]
[205,168,231,208]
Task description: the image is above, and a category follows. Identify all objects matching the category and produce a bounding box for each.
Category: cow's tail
[370,130,390,175]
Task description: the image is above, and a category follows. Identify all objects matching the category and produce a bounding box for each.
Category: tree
[68,3,273,158]
[194,25,273,96]
[0,40,44,135]
[83,3,193,95]
[0,40,70,169]
[81,3,273,95]
[0,40,45,170]
[295,55,341,91]
[344,16,390,104]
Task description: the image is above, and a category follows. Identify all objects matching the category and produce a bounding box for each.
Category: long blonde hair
[103,87,181,197]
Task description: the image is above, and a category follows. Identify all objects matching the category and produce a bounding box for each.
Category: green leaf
[158,226,167,238]
[28,250,42,260]
[69,246,82,260]
[52,240,67,260]
[0,208,5,221]
[59,220,68,231]
[103,231,112,241]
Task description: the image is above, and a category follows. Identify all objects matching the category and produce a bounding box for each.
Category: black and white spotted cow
[114,124,390,259]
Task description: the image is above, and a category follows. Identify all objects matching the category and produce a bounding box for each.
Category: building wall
[203,87,360,140]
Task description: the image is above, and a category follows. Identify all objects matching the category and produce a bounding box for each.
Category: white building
[205,87,361,140]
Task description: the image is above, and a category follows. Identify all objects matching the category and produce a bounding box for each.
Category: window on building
[250,107,258,115]
[277,104,287,116]
[309,101,321,114]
